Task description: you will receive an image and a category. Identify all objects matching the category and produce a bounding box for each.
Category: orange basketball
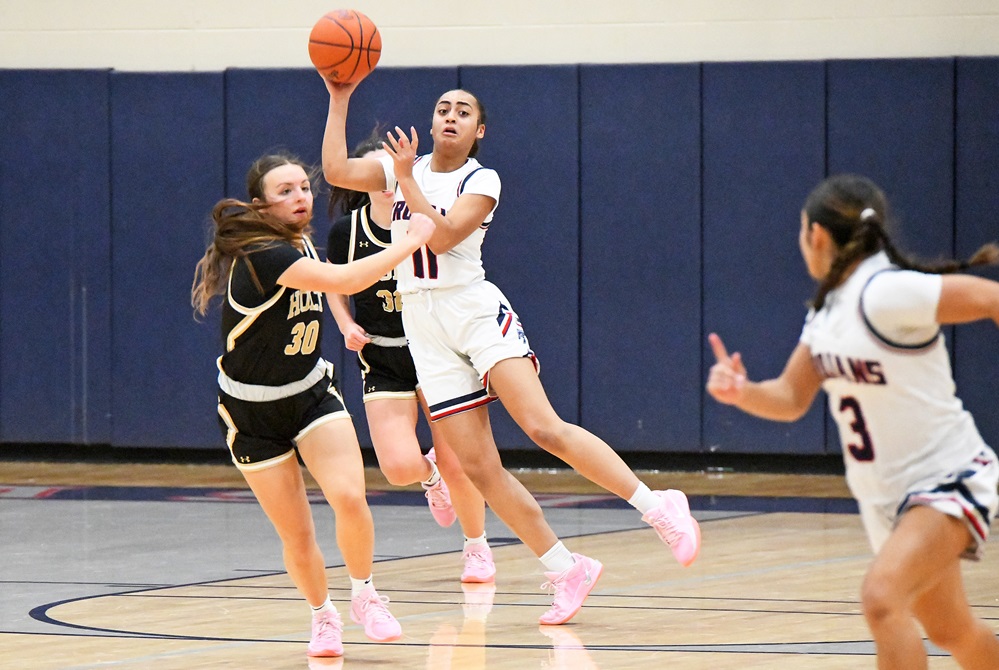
[308,9,382,84]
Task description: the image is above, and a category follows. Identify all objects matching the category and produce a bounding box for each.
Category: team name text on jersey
[287,290,324,319]
[811,352,887,385]
[392,201,446,222]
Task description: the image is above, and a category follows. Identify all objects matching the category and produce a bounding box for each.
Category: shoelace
[540,571,567,598]
[463,547,491,570]
[314,612,343,638]
[425,482,450,509]
[358,593,395,624]
[648,511,683,545]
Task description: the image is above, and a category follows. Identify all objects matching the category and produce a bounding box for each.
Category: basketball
[308,9,381,84]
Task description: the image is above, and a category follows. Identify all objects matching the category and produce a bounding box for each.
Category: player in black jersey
[326,131,495,585]
[192,153,434,658]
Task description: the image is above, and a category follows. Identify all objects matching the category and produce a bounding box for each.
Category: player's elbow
[778,393,817,422]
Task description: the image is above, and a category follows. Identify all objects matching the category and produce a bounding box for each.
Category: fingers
[731,351,746,376]
[383,131,401,154]
[384,126,418,159]
[707,332,730,363]
[705,332,747,405]
[706,361,746,404]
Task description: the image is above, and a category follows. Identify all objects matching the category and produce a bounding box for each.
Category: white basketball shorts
[401,281,537,421]
[858,446,999,560]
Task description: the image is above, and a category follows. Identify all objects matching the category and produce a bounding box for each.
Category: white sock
[628,483,661,515]
[464,534,488,550]
[350,575,373,597]
[421,457,441,487]
[540,541,575,574]
[310,595,333,615]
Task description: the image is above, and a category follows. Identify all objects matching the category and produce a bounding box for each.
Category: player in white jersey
[192,153,434,658]
[706,173,999,669]
[326,130,496,584]
[321,78,701,626]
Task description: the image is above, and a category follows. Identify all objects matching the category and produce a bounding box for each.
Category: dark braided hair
[327,126,388,219]
[803,174,999,310]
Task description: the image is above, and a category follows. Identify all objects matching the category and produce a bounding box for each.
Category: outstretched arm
[936,274,999,328]
[278,214,434,295]
[320,78,387,192]
[706,333,823,422]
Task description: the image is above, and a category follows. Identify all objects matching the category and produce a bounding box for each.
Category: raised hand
[321,75,360,96]
[706,333,747,405]
[383,126,419,180]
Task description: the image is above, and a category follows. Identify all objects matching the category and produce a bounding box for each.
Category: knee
[326,488,370,521]
[278,524,317,555]
[378,456,422,486]
[522,419,572,455]
[923,614,986,653]
[457,455,505,494]
[860,573,898,626]
[924,624,962,653]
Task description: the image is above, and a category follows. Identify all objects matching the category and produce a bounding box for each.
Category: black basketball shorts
[216,370,350,471]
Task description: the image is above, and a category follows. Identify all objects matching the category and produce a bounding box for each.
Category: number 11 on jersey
[412,246,438,279]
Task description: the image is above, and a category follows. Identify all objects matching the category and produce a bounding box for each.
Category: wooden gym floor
[2,458,997,669]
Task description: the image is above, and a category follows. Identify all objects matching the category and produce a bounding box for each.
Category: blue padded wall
[954,57,999,447]
[826,58,956,453]
[827,59,954,257]
[701,61,827,455]
[579,64,702,453]
[0,70,112,444]
[457,65,580,450]
[110,72,224,448]
[1,57,994,460]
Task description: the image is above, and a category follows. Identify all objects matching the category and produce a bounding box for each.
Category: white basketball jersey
[799,252,988,507]
[379,154,501,294]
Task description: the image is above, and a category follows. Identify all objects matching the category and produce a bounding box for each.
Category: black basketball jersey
[219,236,326,386]
[327,205,404,338]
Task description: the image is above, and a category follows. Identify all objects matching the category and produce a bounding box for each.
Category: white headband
[860,207,877,221]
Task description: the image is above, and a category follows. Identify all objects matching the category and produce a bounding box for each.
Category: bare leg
[420,389,487,539]
[435,405,559,556]
[862,506,997,669]
[488,357,641,499]
[914,559,999,670]
[297,418,374,581]
[364,396,433,486]
[241,456,329,606]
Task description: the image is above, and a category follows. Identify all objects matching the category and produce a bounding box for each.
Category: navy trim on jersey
[428,388,496,421]
[859,268,941,351]
[457,166,486,196]
[933,479,991,530]
[456,166,493,230]
[897,467,993,542]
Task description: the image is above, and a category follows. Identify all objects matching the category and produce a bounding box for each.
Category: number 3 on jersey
[839,396,875,462]
[285,320,319,356]
[412,246,438,279]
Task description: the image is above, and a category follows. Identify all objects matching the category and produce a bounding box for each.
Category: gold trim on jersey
[223,237,319,352]
[357,206,391,253]
[225,258,287,352]
[295,410,351,444]
[363,390,418,403]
